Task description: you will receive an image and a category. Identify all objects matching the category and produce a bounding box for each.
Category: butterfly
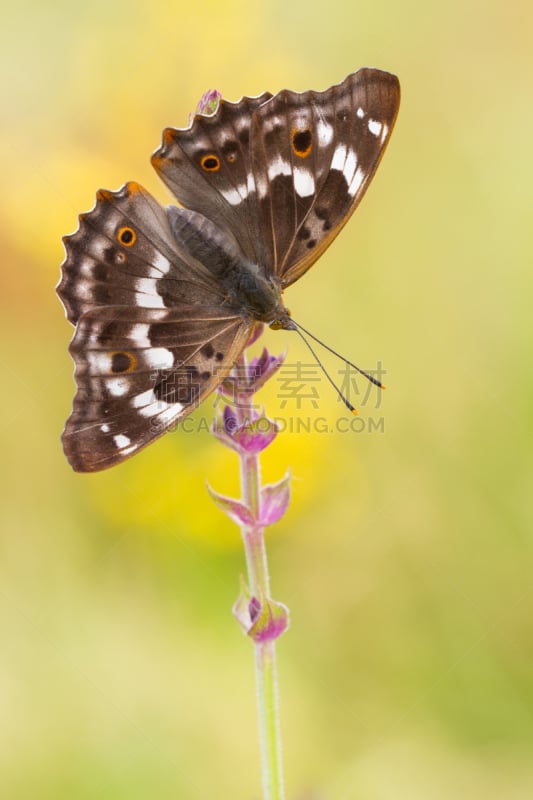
[57,68,400,472]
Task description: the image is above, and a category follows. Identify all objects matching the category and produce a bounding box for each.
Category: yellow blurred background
[2,0,533,797]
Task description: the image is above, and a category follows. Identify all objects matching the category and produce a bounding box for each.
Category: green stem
[236,354,285,800]
[254,640,284,800]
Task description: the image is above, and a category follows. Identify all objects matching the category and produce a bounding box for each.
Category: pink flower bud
[233,580,289,643]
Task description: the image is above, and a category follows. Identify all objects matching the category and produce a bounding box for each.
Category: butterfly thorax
[228,261,285,323]
[168,205,285,323]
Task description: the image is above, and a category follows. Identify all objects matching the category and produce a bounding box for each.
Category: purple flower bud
[249,595,262,623]
[211,405,243,452]
[248,348,285,392]
[213,406,278,454]
[249,597,290,643]
[233,416,278,454]
[223,404,239,435]
[219,350,285,397]
[233,581,289,643]
[194,88,221,117]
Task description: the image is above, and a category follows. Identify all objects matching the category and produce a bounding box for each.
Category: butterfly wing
[151,69,400,287]
[249,68,400,286]
[58,181,228,325]
[152,93,273,266]
[58,182,252,472]
[63,305,251,471]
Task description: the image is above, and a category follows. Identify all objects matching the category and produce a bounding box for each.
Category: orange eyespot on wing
[110,351,138,373]
[117,226,136,246]
[200,153,221,171]
[291,128,313,158]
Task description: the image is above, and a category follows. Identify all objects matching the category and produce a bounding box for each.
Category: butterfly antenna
[292,319,386,390]
[292,326,358,416]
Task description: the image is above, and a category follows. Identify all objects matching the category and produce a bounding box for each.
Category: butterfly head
[268,309,294,331]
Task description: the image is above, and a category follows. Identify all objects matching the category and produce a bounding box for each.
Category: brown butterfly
[57,68,400,471]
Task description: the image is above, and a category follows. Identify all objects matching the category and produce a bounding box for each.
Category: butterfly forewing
[150,70,399,288]
[152,94,273,266]
[250,69,400,286]
[63,305,252,471]
[249,82,352,274]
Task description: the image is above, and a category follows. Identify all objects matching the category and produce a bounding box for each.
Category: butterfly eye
[200,154,221,172]
[291,128,313,158]
[117,226,136,247]
[110,351,137,373]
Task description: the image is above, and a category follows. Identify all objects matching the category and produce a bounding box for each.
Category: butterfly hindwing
[58,182,254,471]
[63,305,252,471]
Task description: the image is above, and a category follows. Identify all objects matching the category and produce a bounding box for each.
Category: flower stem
[236,354,285,800]
[254,640,284,800]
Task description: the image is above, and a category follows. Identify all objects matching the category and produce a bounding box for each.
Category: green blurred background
[1,0,532,797]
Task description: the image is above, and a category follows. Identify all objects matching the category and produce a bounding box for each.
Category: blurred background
[1,0,532,797]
